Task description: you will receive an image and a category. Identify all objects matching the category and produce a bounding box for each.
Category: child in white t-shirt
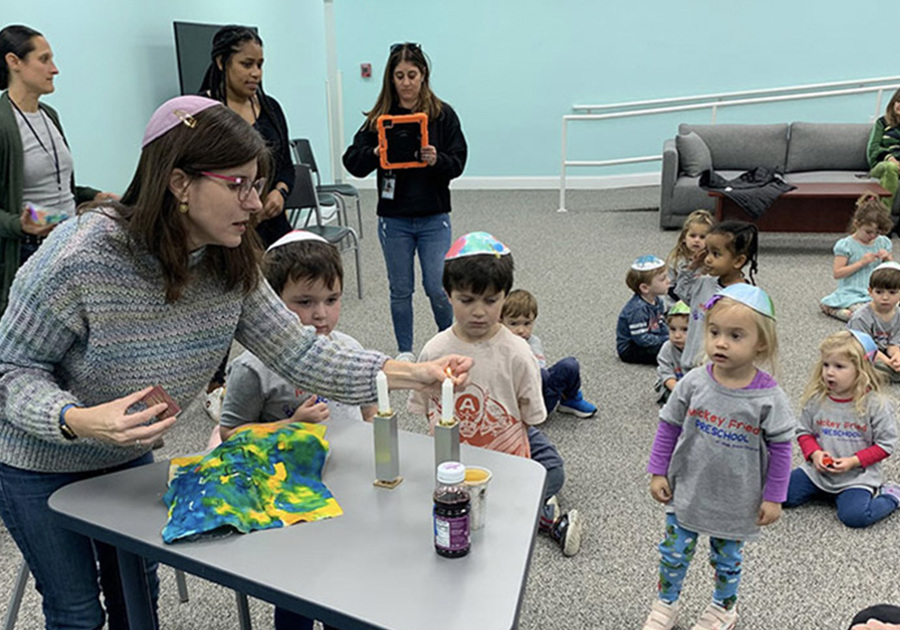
[409,232,583,556]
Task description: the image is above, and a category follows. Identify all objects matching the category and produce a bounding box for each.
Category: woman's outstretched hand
[382,355,474,393]
[63,386,177,447]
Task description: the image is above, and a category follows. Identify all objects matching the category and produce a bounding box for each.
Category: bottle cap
[436,461,466,485]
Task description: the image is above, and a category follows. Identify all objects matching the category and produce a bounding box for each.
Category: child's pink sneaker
[691,603,737,630]
[641,599,681,630]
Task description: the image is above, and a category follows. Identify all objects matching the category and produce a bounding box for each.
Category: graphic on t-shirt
[428,382,528,457]
[688,405,760,450]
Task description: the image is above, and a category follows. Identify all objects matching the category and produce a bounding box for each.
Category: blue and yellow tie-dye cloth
[162,422,343,543]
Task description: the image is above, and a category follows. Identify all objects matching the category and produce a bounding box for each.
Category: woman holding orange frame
[343,42,467,361]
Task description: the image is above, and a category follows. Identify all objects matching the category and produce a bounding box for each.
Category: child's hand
[689,248,707,270]
[649,475,672,503]
[861,252,879,265]
[287,396,330,424]
[756,500,782,526]
[877,248,891,261]
[811,450,837,474]
[828,455,860,473]
[888,353,900,371]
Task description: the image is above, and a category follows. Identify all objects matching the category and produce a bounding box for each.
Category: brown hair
[626,266,665,294]
[262,240,343,296]
[364,43,443,130]
[93,105,270,303]
[886,87,900,128]
[501,289,538,320]
[0,25,41,90]
[850,194,893,234]
[869,266,900,290]
[666,209,715,268]
[443,254,514,296]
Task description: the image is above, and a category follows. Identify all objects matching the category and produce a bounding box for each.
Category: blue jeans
[784,467,898,528]
[0,454,159,630]
[657,513,744,610]
[541,357,581,414]
[378,214,453,353]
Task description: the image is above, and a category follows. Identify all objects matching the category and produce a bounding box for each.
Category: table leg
[116,549,157,630]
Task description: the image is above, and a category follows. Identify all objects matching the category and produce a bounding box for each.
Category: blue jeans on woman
[784,467,899,528]
[0,453,159,630]
[378,214,453,354]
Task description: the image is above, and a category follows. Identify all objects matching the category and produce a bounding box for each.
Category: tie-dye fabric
[162,422,342,543]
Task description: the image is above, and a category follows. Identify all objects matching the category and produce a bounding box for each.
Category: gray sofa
[659,122,874,229]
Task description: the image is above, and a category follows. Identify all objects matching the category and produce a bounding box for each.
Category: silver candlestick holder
[434,420,460,469]
[373,410,402,488]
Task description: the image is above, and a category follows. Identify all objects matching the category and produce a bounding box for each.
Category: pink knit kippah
[141,96,222,148]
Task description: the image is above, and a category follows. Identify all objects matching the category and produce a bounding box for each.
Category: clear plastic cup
[464,466,493,530]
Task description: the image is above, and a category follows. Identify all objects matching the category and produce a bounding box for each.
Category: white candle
[441,369,454,424]
[376,370,390,414]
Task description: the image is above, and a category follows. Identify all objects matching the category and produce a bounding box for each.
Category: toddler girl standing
[673,220,759,372]
[642,284,795,630]
[666,210,715,303]
[820,195,893,321]
[784,330,900,528]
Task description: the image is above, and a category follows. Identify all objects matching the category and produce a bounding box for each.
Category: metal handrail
[559,79,900,212]
[572,76,900,113]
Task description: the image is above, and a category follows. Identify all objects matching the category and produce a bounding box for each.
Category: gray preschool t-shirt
[847,304,900,353]
[660,366,796,541]
[673,271,722,370]
[655,340,684,396]
[220,330,365,429]
[797,394,897,493]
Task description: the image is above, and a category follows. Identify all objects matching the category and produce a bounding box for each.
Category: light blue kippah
[848,330,878,363]
[711,284,776,320]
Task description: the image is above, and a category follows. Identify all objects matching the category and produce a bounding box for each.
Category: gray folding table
[49,418,546,629]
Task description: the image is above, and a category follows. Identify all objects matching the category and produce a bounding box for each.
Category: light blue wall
[335,1,895,178]
[4,1,330,192]
[4,2,894,186]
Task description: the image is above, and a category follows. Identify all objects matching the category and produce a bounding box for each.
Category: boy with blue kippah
[617,255,670,364]
[409,232,583,556]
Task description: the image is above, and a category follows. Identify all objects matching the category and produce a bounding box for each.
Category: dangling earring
[178,202,189,214]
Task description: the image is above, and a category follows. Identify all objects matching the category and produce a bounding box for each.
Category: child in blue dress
[820,195,893,321]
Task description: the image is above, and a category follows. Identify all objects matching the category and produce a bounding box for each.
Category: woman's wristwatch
[59,403,80,440]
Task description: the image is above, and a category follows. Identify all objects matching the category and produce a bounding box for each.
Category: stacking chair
[290,138,363,238]
[284,164,363,299]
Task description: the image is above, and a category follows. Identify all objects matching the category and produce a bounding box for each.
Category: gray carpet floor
[1,187,896,629]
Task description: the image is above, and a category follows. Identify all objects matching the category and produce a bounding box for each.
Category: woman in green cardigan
[0,24,116,313]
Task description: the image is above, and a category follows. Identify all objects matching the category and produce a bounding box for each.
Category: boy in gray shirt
[655,301,689,404]
[219,231,375,441]
[847,261,900,383]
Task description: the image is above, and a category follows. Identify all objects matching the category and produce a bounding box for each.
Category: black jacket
[342,101,467,218]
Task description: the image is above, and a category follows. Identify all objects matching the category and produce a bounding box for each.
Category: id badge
[381,173,396,200]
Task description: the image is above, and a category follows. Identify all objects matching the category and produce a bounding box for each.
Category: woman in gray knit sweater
[0,95,470,629]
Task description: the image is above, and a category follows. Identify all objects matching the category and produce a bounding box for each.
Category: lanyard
[10,98,61,190]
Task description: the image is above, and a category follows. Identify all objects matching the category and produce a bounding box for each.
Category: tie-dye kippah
[445,231,510,260]
[668,300,690,316]
[631,255,665,271]
[848,330,878,363]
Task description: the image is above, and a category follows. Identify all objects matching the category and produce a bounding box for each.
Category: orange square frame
[377,113,429,170]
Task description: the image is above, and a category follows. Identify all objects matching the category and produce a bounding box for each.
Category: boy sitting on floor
[616,255,670,364]
[409,232,583,556]
[500,289,597,418]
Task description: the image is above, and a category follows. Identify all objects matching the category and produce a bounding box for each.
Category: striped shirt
[0,210,387,473]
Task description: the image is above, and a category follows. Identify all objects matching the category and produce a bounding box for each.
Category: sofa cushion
[679,123,788,171]
[676,132,712,176]
[784,171,875,184]
[786,123,871,173]
[672,176,717,216]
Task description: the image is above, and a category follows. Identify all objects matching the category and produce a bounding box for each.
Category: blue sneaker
[557,391,597,418]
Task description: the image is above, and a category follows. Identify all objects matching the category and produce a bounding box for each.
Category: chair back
[283,164,321,228]
[290,139,322,185]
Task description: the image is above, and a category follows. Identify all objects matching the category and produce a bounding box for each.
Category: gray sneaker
[396,352,416,362]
